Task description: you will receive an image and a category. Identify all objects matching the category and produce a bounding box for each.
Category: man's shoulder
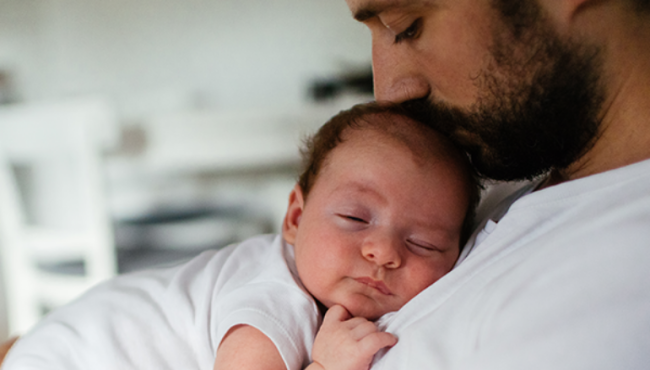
[372,170,650,370]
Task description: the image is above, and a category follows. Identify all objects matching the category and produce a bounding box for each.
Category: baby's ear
[282,184,304,245]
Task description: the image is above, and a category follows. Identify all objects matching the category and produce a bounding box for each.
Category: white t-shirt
[3,234,321,370]
[371,158,650,369]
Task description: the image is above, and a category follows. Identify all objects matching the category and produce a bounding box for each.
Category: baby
[2,102,479,370]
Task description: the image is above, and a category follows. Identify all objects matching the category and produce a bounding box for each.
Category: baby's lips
[354,277,393,295]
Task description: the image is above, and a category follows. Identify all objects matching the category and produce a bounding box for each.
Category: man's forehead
[345,0,415,22]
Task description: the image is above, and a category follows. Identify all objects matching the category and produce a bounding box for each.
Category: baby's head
[283,102,480,320]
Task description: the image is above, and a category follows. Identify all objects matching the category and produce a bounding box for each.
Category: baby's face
[284,125,469,320]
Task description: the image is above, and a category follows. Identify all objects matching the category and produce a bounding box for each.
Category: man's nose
[372,38,430,103]
[362,234,402,269]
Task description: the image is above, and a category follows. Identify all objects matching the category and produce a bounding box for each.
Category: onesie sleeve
[212,282,320,370]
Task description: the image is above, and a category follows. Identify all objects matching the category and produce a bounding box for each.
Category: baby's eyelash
[344,215,366,223]
[335,212,369,224]
[406,238,439,254]
[394,18,422,44]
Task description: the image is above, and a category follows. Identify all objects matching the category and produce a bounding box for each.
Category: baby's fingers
[322,304,352,326]
[349,320,383,341]
[359,331,398,356]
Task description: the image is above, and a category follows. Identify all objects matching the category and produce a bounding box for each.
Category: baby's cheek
[405,262,446,296]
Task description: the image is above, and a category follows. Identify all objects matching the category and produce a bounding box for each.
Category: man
[341,0,650,369]
[1,1,648,367]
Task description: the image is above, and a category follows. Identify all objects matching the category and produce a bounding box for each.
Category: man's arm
[213,325,286,370]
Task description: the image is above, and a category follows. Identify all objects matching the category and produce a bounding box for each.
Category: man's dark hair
[493,0,650,25]
[635,0,650,11]
[298,102,482,249]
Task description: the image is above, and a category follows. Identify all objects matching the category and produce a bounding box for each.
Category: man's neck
[554,12,650,184]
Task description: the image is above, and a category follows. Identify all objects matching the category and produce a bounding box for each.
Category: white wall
[0,0,371,114]
[0,0,48,103]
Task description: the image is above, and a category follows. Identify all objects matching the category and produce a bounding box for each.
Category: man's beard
[403,2,605,181]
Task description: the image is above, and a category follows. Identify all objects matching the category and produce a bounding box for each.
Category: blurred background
[0,0,372,339]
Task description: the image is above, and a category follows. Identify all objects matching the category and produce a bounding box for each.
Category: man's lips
[354,277,393,296]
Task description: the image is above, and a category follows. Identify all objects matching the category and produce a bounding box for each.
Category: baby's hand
[309,305,397,370]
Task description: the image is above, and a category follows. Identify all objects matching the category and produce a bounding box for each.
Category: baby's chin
[337,299,399,321]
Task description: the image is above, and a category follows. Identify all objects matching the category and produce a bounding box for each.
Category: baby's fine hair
[298,102,482,249]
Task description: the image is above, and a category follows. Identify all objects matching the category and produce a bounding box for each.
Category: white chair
[0,98,118,336]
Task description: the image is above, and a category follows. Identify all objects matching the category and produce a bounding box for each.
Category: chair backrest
[0,98,118,335]
[0,149,40,336]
